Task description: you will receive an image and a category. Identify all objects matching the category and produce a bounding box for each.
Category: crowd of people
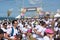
[0,13,60,40]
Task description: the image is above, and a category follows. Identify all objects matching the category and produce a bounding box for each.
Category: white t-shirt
[27,25,30,29]
[1,28,8,40]
[21,27,28,33]
[54,22,58,27]
[42,19,49,24]
[54,27,60,31]
[35,25,41,30]
[37,26,46,37]
[54,27,60,38]
[31,21,35,27]
[43,36,54,40]
[32,25,40,34]
[21,27,28,38]
[1,28,7,32]
[18,23,23,30]
[7,27,18,39]
[7,24,12,29]
[32,25,46,40]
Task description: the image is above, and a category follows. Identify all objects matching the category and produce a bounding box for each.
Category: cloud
[29,0,36,4]
[29,0,41,4]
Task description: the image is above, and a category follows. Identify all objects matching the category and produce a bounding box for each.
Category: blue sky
[0,0,60,17]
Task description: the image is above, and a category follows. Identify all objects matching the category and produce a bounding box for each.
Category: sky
[0,0,60,17]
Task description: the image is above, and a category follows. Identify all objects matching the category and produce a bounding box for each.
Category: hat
[0,29,4,34]
[45,29,54,34]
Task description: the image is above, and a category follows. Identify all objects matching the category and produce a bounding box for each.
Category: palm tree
[7,8,13,17]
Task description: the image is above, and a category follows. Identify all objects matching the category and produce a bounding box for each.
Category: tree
[7,8,13,17]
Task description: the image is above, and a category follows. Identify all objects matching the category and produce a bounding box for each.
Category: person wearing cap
[0,29,4,40]
[43,29,54,40]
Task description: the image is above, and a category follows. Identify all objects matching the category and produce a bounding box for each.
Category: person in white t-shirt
[18,22,23,30]
[1,22,8,40]
[54,21,60,38]
[0,29,4,40]
[1,22,7,33]
[21,24,28,40]
[43,29,54,40]
[33,21,46,40]
[5,20,20,40]
[7,22,12,29]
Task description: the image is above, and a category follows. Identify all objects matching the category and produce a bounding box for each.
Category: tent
[15,15,21,19]
[54,13,60,17]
